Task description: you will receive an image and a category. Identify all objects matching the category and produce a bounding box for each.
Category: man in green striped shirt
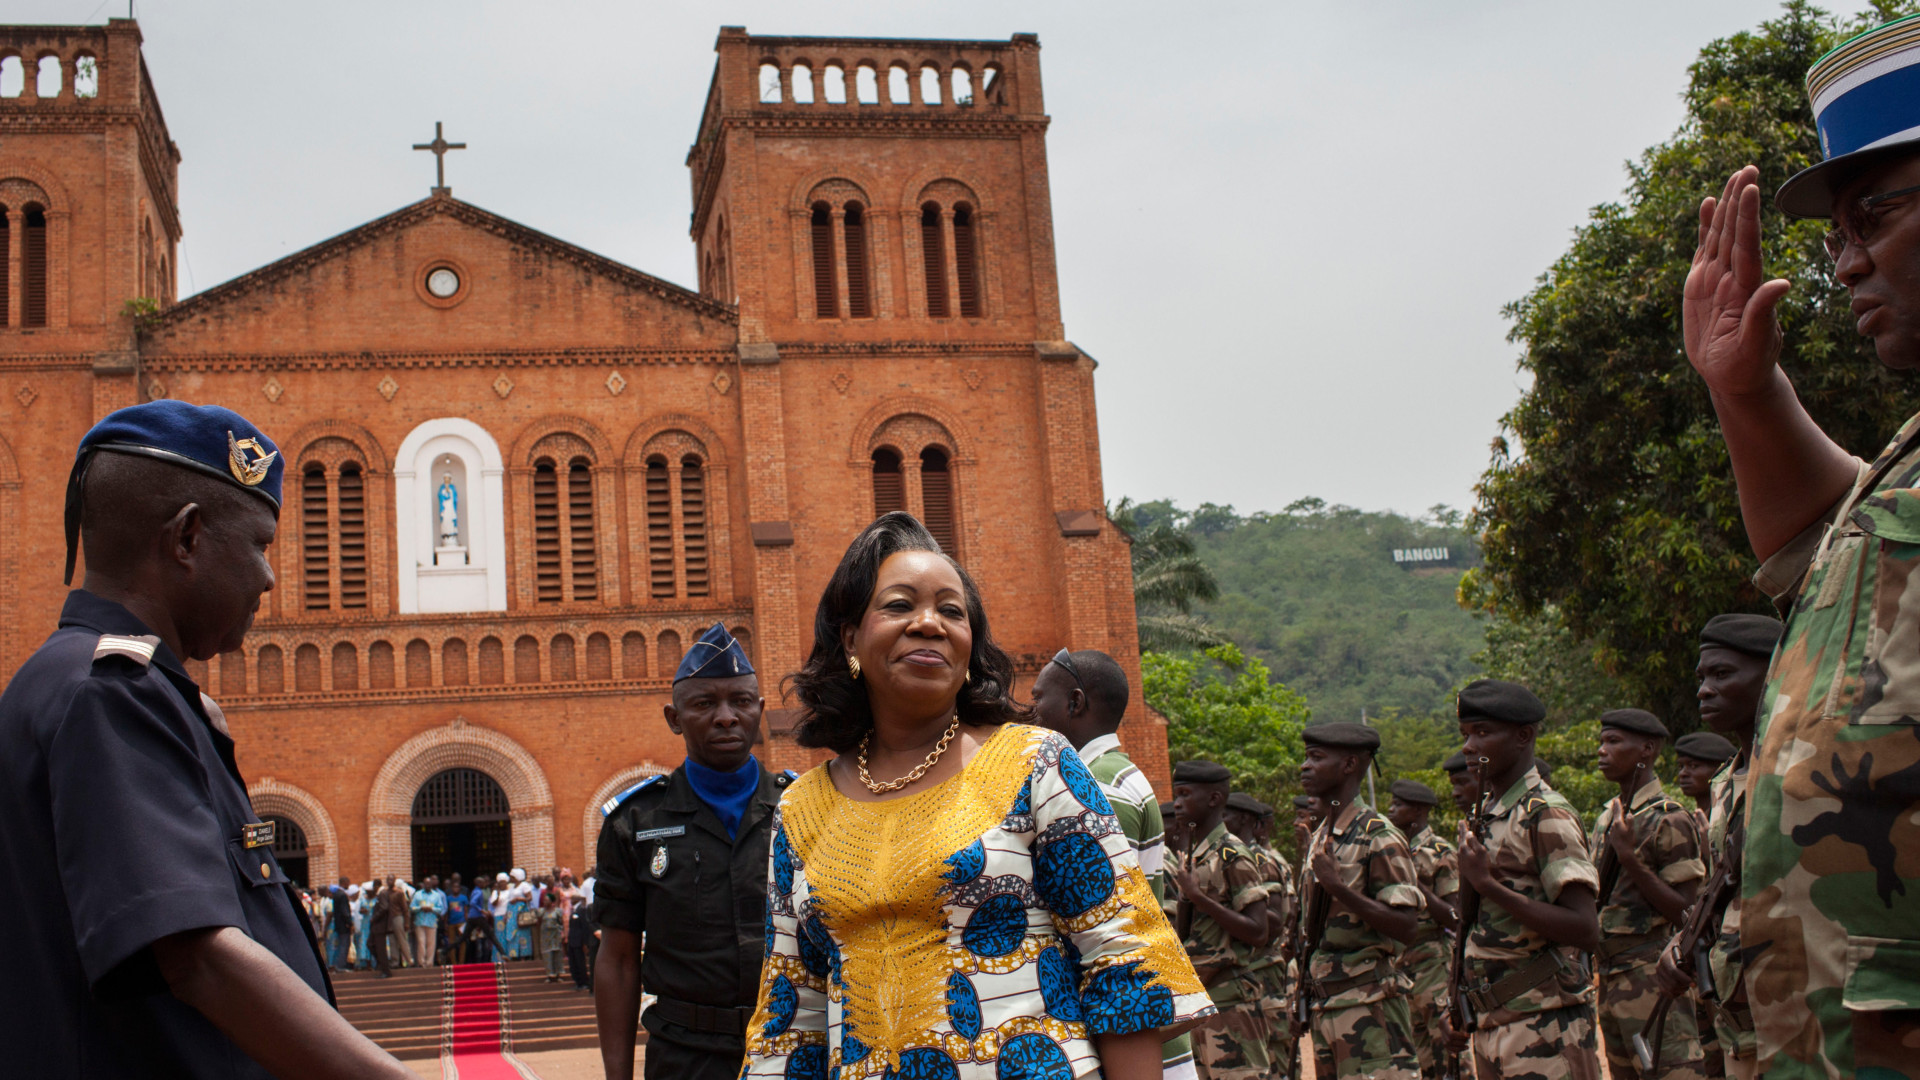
[1032,647,1192,1080]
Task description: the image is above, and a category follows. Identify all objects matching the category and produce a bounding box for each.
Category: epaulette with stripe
[776,769,799,787]
[600,774,667,818]
[93,634,161,668]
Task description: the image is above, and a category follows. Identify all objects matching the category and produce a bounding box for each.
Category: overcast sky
[21,0,1810,517]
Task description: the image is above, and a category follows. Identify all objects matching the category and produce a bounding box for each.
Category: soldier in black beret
[0,402,414,1079]
[1169,761,1275,1080]
[1652,613,1783,1072]
[1441,752,1479,816]
[1591,708,1709,1077]
[1221,792,1295,1074]
[1385,777,1459,1074]
[1297,723,1422,1078]
[1447,680,1602,1075]
[1674,732,1736,815]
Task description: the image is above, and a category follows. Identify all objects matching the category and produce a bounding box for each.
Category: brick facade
[0,21,1168,884]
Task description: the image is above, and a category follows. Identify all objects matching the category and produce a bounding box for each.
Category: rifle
[1594,795,1626,908]
[1291,827,1332,1074]
[1283,866,1306,1080]
[1633,856,1737,1074]
[1441,756,1493,1080]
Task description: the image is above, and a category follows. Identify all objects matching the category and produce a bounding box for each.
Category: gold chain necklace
[857,715,961,794]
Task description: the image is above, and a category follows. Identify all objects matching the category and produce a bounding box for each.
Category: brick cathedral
[0,20,1161,885]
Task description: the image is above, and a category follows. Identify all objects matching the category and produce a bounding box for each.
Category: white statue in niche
[437,473,460,546]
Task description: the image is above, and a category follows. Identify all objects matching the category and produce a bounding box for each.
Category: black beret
[1389,779,1439,806]
[1292,795,1314,809]
[1172,760,1231,785]
[1700,614,1785,659]
[1457,679,1546,725]
[1302,722,1381,751]
[1675,731,1737,763]
[1600,708,1670,739]
[1225,792,1272,815]
[1159,800,1175,818]
[1442,752,1469,773]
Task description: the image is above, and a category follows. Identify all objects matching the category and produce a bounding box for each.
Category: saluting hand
[1683,164,1792,398]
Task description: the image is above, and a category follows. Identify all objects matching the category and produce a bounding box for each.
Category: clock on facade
[425,267,460,298]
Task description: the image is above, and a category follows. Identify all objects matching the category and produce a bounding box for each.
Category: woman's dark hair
[786,511,1024,752]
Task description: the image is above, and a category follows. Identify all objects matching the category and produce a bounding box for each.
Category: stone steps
[334,959,611,1059]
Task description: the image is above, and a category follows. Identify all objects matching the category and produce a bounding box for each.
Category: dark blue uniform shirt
[0,591,331,1077]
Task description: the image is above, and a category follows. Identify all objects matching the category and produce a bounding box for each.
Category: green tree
[1467,1,1920,730]
[1112,498,1228,650]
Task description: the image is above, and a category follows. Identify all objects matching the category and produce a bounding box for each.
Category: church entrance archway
[266,815,310,887]
[411,768,513,884]
[366,718,554,882]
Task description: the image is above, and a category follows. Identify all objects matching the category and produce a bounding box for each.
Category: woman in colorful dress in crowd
[489,872,514,958]
[503,867,535,960]
[742,512,1212,1080]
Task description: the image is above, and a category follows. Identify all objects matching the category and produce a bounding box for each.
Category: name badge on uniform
[633,826,686,843]
[650,843,670,878]
[242,821,276,849]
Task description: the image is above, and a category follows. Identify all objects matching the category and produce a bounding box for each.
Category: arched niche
[366,718,553,881]
[394,417,507,613]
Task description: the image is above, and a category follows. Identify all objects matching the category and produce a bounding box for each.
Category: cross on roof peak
[412,122,467,197]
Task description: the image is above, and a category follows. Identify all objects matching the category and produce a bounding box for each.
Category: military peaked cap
[1172,760,1231,785]
[1600,708,1671,739]
[1442,752,1469,773]
[1302,721,1380,751]
[1458,679,1546,725]
[66,401,284,584]
[1675,731,1738,763]
[1225,792,1272,816]
[1389,779,1439,806]
[1699,614,1785,659]
[674,622,755,682]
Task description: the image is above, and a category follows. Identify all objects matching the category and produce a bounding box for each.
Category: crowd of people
[294,867,598,986]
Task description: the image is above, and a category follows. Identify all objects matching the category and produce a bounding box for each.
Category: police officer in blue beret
[0,401,413,1079]
[593,623,796,1080]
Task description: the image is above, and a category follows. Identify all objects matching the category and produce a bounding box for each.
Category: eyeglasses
[1824,182,1920,262]
[1048,648,1085,693]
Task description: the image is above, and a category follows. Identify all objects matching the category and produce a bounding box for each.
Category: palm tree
[1111,498,1227,651]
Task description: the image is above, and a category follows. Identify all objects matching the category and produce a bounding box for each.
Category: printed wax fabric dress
[742,724,1211,1080]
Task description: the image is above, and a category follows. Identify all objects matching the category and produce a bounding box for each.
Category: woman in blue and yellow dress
[744,513,1213,1080]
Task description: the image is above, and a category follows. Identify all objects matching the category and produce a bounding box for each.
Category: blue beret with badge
[674,622,755,682]
[64,401,284,584]
[1780,13,1920,217]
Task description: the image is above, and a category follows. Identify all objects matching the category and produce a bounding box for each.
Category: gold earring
[965,669,973,685]
[847,655,861,680]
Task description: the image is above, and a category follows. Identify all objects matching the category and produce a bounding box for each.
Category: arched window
[872,448,905,516]
[954,204,981,318]
[73,54,97,99]
[921,447,957,553]
[297,454,369,613]
[267,815,309,887]
[0,205,9,320]
[551,634,577,682]
[369,641,395,689]
[332,642,358,690]
[258,645,285,695]
[443,638,469,686]
[646,456,673,599]
[569,460,597,601]
[22,204,47,328]
[477,636,504,685]
[406,639,431,688]
[35,56,60,99]
[920,64,942,105]
[791,63,814,104]
[302,466,329,610]
[532,453,598,604]
[339,465,366,608]
[888,65,910,104]
[823,64,847,104]
[0,57,22,99]
[533,460,561,602]
[810,202,836,318]
[856,63,879,104]
[681,455,709,597]
[758,62,782,103]
[586,632,612,680]
[921,203,949,318]
[514,635,540,683]
[622,632,647,679]
[845,202,871,319]
[952,67,974,106]
[657,630,683,675]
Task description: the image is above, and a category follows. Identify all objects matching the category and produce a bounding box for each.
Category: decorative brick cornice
[140,347,736,374]
[773,340,1030,359]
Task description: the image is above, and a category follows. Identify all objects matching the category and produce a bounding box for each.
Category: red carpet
[444,963,524,1079]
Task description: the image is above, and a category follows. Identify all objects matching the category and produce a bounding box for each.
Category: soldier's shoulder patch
[92,633,162,669]
[601,774,667,818]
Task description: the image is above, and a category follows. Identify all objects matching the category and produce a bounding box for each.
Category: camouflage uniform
[1749,416,1920,1080]
[1241,842,1297,1079]
[1459,768,1603,1080]
[1699,757,1756,1079]
[1590,778,1708,1080]
[1180,821,1272,1080]
[1689,805,1726,1079]
[1402,822,1458,1077]
[1299,801,1422,1080]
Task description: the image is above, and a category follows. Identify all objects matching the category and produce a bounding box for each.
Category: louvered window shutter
[920,447,957,553]
[872,449,905,517]
[533,461,562,602]
[954,205,981,317]
[811,203,837,318]
[845,204,871,318]
[681,456,709,596]
[0,211,10,323]
[22,207,47,328]
[921,203,949,318]
[337,464,367,608]
[568,459,597,601]
[646,457,675,598]
[302,466,330,610]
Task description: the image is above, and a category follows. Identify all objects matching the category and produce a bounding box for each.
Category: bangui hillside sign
[1392,547,1453,566]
